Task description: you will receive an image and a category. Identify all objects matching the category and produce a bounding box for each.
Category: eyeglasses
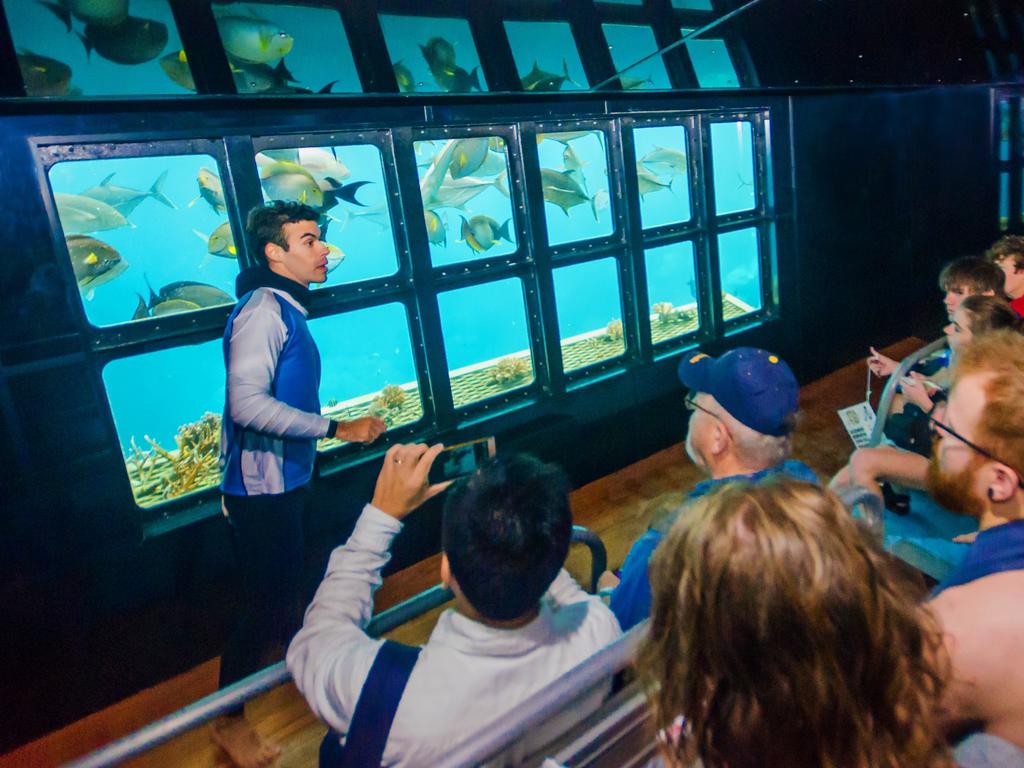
[684,392,723,422]
[929,414,1024,488]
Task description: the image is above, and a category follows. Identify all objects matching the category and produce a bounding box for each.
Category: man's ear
[988,463,1021,505]
[265,241,284,267]
[710,421,730,456]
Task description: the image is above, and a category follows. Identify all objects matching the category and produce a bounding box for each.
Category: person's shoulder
[933,570,1024,629]
[777,459,820,485]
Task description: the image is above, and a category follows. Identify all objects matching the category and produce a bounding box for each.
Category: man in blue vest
[288,446,622,767]
[215,201,386,768]
[601,347,817,631]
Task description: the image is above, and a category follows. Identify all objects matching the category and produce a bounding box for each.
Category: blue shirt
[932,519,1024,598]
[609,460,819,630]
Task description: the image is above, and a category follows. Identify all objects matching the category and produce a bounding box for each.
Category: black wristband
[327,420,341,439]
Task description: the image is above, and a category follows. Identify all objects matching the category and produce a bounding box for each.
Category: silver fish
[260,161,324,208]
[521,59,576,92]
[540,168,592,216]
[641,146,687,177]
[80,170,175,217]
[431,173,508,210]
[635,162,673,197]
[189,167,226,214]
[56,192,129,234]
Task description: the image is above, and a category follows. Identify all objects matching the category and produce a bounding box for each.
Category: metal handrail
[64,524,610,768]
[833,482,887,538]
[868,337,947,446]
[439,624,648,768]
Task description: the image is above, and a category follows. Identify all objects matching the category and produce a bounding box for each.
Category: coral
[490,355,531,386]
[128,412,222,506]
[604,319,624,342]
[366,384,408,427]
[325,397,338,408]
[651,302,676,324]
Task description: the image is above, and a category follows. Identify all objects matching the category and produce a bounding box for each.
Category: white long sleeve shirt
[287,504,623,767]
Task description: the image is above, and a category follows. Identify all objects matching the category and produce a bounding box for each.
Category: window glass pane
[49,153,237,327]
[7,0,189,96]
[681,28,739,88]
[313,303,423,450]
[437,278,534,407]
[602,24,672,90]
[414,136,516,267]
[597,0,643,4]
[645,241,700,344]
[380,15,486,93]
[999,98,1011,162]
[254,143,397,284]
[633,125,691,229]
[553,258,625,372]
[104,340,224,508]
[505,21,588,92]
[1000,172,1009,231]
[536,131,613,246]
[214,3,359,94]
[672,0,714,9]
[718,227,762,318]
[710,121,756,215]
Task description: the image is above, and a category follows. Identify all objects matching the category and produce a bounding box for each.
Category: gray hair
[721,409,792,468]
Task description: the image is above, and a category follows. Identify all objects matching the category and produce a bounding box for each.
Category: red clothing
[1012,294,1024,318]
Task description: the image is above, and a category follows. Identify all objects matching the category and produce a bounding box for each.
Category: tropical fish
[521,59,577,92]
[339,204,390,231]
[17,51,72,97]
[487,137,504,152]
[418,140,460,208]
[321,179,371,210]
[260,161,324,208]
[136,279,233,318]
[66,234,126,297]
[194,221,236,259]
[540,168,593,216]
[190,168,226,214]
[159,49,194,91]
[56,192,129,234]
[593,189,610,213]
[537,130,602,145]
[447,138,490,180]
[256,148,300,165]
[393,60,415,92]
[424,209,446,247]
[325,243,345,273]
[215,12,293,64]
[474,150,507,178]
[563,144,586,173]
[635,162,673,197]
[619,73,653,90]
[231,58,298,93]
[437,65,481,93]
[414,140,437,168]
[419,37,456,75]
[80,171,175,217]
[641,146,687,177]
[78,16,168,65]
[298,147,352,186]
[459,215,511,254]
[431,172,508,210]
[39,0,128,30]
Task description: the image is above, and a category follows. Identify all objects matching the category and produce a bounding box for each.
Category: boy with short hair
[987,235,1024,316]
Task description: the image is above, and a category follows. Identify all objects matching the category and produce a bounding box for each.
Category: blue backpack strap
[319,639,422,768]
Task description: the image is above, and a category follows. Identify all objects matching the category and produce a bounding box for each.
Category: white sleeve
[227,291,331,439]
[546,568,591,605]
[286,504,403,734]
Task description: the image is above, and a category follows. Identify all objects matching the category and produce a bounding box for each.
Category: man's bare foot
[212,715,281,768]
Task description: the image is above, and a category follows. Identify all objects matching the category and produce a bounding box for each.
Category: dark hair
[937,255,1005,295]
[958,294,1024,336]
[986,234,1024,272]
[442,453,572,621]
[245,201,322,267]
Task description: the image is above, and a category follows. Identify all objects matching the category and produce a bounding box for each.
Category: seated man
[604,347,816,631]
[925,330,1024,764]
[988,235,1024,317]
[287,445,622,767]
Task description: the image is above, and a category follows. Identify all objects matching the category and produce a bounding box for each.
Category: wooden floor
[1,338,924,768]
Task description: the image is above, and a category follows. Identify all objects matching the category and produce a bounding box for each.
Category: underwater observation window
[999,98,1011,162]
[413,136,516,267]
[644,241,700,345]
[717,227,763,320]
[6,0,190,96]
[212,2,359,95]
[535,130,613,247]
[672,0,714,9]
[311,303,424,451]
[436,278,535,408]
[103,338,224,509]
[379,14,487,94]
[504,21,588,92]
[602,24,672,91]
[253,143,398,285]
[633,125,692,229]
[552,257,625,373]
[47,153,237,328]
[1000,172,1010,232]
[680,28,739,89]
[709,121,756,216]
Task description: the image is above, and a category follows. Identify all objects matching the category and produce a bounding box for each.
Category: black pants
[219,486,309,709]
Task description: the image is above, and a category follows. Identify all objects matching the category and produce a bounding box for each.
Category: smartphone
[429,437,496,485]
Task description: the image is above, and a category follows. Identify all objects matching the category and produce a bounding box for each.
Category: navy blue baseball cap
[677,347,798,437]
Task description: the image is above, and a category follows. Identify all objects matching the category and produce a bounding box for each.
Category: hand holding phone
[428,437,496,486]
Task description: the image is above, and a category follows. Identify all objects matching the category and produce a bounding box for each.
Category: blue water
[504,21,589,92]
[603,24,672,91]
[645,241,698,311]
[380,14,486,94]
[634,125,692,229]
[710,121,756,214]
[552,258,623,343]
[437,278,531,371]
[681,28,740,89]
